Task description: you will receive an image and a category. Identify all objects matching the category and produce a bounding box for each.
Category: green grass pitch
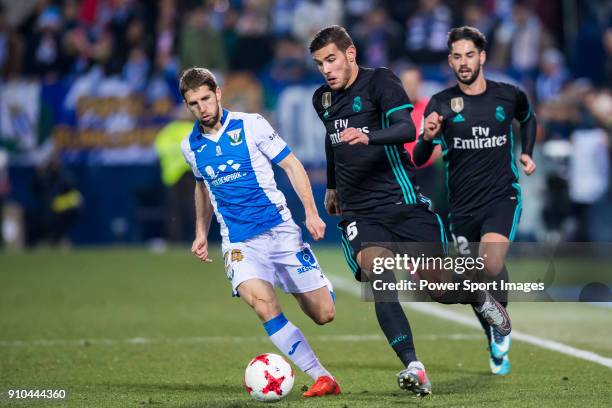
[1,247,611,407]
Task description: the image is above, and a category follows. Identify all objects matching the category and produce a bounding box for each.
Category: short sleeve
[370,68,413,122]
[250,114,291,164]
[514,86,531,123]
[180,137,204,180]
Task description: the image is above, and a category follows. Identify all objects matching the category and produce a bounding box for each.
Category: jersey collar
[196,108,231,144]
[456,79,489,97]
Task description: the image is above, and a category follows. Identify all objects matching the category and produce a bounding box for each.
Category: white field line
[0,334,481,348]
[328,273,612,369]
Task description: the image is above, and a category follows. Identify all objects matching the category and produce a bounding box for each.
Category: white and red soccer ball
[244,353,295,402]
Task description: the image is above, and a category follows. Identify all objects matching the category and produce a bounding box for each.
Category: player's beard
[338,65,353,90]
[329,59,353,90]
[455,63,481,85]
[201,105,221,129]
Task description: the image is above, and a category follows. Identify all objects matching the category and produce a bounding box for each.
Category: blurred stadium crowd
[0,0,610,247]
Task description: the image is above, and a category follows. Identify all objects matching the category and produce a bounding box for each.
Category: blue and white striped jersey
[181,109,293,244]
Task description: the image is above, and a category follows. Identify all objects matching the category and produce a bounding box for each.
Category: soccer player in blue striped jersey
[179,67,340,397]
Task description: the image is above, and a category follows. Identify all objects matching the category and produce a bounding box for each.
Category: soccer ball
[244,353,295,402]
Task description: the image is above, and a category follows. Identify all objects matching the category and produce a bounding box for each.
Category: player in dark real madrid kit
[413,27,537,376]
[309,26,512,396]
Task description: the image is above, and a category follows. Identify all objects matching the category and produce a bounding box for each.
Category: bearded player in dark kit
[413,26,537,376]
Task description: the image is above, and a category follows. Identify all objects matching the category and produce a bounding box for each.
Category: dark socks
[375,301,418,366]
[370,270,417,366]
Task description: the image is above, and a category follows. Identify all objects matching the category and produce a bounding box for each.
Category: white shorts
[222,220,333,296]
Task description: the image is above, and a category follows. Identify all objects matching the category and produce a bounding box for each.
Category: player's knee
[483,257,504,276]
[313,305,335,325]
[357,247,393,277]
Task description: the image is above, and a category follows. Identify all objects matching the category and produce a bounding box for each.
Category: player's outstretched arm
[192,180,213,262]
[277,153,326,240]
[518,112,537,176]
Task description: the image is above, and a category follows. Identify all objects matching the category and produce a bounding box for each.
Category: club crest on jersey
[352,96,362,112]
[451,97,464,113]
[227,129,243,146]
[322,92,332,109]
[495,105,506,122]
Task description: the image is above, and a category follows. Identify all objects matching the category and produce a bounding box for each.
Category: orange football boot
[303,375,341,397]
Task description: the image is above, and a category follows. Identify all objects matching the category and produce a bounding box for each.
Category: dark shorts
[450,195,522,245]
[338,203,448,281]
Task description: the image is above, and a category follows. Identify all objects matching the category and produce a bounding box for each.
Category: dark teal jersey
[313,67,419,212]
[425,80,532,215]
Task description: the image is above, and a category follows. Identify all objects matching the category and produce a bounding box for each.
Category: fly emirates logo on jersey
[329,119,369,145]
[454,126,507,150]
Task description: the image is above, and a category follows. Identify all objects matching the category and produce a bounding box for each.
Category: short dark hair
[309,25,354,54]
[179,68,218,99]
[447,26,487,52]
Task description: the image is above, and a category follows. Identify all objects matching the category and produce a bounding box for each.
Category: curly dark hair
[447,26,487,52]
